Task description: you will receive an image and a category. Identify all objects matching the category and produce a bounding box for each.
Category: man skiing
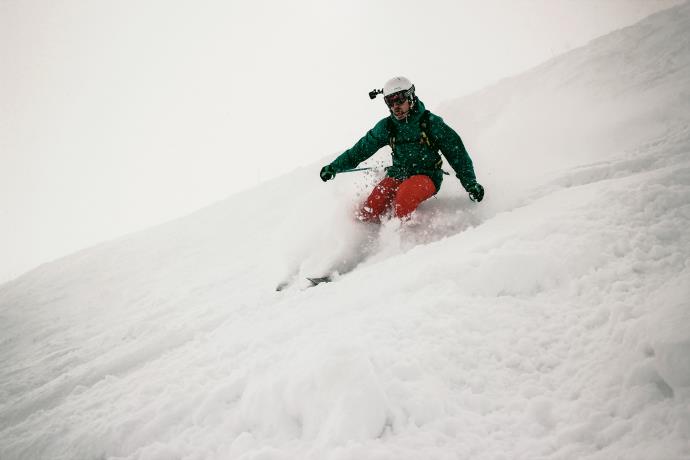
[320,76,484,222]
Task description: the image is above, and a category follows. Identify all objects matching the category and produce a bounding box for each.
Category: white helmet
[382,76,416,108]
[383,76,414,96]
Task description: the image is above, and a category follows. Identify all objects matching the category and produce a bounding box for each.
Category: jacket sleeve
[430,115,477,190]
[329,119,389,173]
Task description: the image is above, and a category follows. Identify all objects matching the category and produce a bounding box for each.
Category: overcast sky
[0,0,683,283]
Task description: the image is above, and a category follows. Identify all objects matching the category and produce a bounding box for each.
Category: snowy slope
[2,3,690,460]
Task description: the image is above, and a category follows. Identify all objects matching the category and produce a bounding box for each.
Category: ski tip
[306,276,332,286]
[275,280,293,291]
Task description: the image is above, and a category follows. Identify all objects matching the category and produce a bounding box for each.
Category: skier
[320,76,484,223]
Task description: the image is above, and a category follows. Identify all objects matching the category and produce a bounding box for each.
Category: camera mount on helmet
[369,89,383,99]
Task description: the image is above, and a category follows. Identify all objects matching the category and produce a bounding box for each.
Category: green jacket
[329,99,477,193]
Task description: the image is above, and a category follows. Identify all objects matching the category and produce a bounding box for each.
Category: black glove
[320,165,336,182]
[467,182,484,202]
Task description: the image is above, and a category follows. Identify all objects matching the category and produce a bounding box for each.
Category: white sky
[0,0,682,283]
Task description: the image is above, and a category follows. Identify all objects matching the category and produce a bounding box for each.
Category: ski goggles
[384,91,409,107]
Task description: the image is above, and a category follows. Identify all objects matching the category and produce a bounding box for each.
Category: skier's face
[390,99,411,120]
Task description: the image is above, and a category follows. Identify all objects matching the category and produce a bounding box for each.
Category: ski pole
[339,167,379,174]
[340,167,451,175]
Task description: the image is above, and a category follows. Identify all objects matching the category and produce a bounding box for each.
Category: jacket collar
[389,98,426,125]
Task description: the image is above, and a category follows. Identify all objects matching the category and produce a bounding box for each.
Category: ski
[276,275,332,291]
[306,276,332,286]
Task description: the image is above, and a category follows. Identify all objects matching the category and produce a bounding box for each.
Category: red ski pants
[358,175,437,223]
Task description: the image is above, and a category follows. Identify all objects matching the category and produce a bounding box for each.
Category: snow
[2,3,690,459]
